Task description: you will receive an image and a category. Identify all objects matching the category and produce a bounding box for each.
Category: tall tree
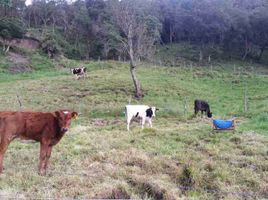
[110,0,161,98]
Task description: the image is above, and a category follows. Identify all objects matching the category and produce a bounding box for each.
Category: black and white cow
[194,99,212,118]
[125,105,158,131]
[70,67,87,79]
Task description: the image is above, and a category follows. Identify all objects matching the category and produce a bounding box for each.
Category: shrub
[0,17,25,39]
[41,34,61,58]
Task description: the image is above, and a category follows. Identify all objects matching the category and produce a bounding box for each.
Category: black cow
[194,100,212,118]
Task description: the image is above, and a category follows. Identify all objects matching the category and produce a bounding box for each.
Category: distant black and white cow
[125,105,158,131]
[194,99,212,118]
[70,67,87,79]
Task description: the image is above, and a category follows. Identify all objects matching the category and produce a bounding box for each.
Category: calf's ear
[72,112,78,119]
[55,111,61,118]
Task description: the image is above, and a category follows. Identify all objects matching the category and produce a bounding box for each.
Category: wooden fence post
[184,97,188,117]
[233,64,236,75]
[244,84,248,112]
[16,94,23,111]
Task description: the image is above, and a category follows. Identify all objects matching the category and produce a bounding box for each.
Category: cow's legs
[127,119,131,131]
[201,111,203,118]
[141,118,145,130]
[148,119,153,128]
[194,109,198,117]
[39,143,49,175]
[0,136,12,174]
[44,146,53,171]
[0,140,10,174]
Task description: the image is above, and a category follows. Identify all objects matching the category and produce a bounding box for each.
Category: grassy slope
[0,54,267,199]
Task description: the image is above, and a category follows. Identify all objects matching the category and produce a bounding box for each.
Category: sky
[25,0,32,6]
[24,0,77,6]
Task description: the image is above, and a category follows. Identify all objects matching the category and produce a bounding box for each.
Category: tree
[0,0,12,17]
[0,17,25,53]
[5,0,267,64]
[249,5,268,61]
[110,0,161,98]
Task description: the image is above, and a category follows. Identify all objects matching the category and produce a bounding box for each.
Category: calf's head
[207,111,212,118]
[146,107,159,118]
[55,110,78,132]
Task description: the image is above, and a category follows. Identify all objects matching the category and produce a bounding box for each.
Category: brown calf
[0,110,78,175]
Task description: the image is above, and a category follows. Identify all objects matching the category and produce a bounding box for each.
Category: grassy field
[0,56,267,199]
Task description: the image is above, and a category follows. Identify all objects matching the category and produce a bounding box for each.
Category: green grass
[0,55,267,199]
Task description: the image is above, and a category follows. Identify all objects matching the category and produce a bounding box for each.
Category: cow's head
[207,111,212,118]
[55,110,78,133]
[146,107,159,118]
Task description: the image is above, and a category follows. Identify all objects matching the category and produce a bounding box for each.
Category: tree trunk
[128,26,142,99]
[199,50,203,62]
[130,62,142,99]
[4,5,7,17]
[169,24,173,43]
[2,41,10,54]
[4,45,10,54]
[34,11,38,27]
[242,37,249,60]
[257,46,265,61]
[52,16,55,35]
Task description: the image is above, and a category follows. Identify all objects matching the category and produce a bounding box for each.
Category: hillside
[0,50,267,199]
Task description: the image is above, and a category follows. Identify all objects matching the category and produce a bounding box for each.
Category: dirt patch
[193,71,214,79]
[67,89,94,98]
[94,186,131,199]
[7,52,32,74]
[128,175,177,200]
[111,87,131,95]
[8,65,32,74]
[90,118,122,126]
[0,37,40,50]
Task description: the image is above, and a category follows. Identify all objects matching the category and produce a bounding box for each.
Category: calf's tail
[124,107,127,117]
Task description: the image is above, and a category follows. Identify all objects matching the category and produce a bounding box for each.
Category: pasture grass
[0,58,267,199]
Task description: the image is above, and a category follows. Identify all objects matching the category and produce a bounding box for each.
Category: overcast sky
[25,0,32,6]
[25,0,75,6]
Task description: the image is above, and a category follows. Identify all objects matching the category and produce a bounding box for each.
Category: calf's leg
[194,108,198,116]
[44,146,53,172]
[39,143,50,176]
[0,136,12,174]
[148,119,153,128]
[0,143,9,174]
[141,118,146,130]
[127,118,131,131]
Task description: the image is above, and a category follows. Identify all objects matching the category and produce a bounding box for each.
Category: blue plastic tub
[213,119,234,129]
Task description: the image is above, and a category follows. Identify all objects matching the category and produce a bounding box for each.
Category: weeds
[0,58,267,199]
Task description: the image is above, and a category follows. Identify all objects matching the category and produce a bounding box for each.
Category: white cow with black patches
[125,105,158,131]
[70,67,87,79]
